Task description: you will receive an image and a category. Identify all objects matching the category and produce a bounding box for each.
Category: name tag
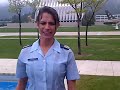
[28,58,38,61]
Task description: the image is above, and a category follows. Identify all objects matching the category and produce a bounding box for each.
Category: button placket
[43,57,47,90]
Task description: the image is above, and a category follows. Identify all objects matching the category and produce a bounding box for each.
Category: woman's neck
[39,38,54,55]
[40,38,54,47]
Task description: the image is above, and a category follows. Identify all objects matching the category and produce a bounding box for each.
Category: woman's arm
[16,77,28,90]
[67,80,76,90]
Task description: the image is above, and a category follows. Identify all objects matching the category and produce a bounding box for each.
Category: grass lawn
[76,75,120,90]
[0,38,120,60]
[1,35,120,39]
[0,25,118,32]
[58,39,120,61]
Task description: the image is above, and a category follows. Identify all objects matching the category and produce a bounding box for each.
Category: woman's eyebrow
[40,21,55,23]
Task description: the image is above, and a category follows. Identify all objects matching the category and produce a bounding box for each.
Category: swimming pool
[0,75,17,90]
[0,81,17,90]
[0,75,28,90]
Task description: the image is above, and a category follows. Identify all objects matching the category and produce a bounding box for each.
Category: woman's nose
[44,23,50,29]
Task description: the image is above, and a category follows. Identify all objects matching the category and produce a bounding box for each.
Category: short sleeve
[66,51,80,80]
[16,52,27,78]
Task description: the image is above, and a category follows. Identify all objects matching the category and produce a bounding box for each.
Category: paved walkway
[0,31,120,37]
[0,59,120,76]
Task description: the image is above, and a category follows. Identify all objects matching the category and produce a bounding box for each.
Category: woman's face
[37,12,59,39]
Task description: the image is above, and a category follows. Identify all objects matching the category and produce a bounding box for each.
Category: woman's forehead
[39,13,54,21]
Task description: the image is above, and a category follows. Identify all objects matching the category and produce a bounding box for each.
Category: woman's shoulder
[22,45,32,49]
[60,43,73,54]
[60,44,70,50]
[20,45,32,55]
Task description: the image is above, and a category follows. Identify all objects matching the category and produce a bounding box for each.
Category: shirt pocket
[54,61,66,77]
[26,61,34,78]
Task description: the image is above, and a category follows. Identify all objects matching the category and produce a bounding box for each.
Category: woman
[16,6,80,90]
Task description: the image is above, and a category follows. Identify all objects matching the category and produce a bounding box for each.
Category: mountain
[0,5,32,20]
[0,5,13,19]
[97,0,120,15]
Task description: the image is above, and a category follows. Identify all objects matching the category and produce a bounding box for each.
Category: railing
[95,14,120,22]
[0,21,12,23]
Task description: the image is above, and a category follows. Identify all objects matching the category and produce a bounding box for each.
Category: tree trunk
[18,10,22,47]
[77,16,81,55]
[85,23,89,46]
[85,12,95,46]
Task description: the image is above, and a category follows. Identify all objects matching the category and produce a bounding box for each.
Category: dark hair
[36,6,59,24]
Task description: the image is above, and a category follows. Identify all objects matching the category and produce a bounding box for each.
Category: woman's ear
[56,23,60,28]
[55,23,60,31]
[36,21,39,27]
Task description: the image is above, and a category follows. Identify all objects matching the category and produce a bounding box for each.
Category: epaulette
[22,45,32,49]
[60,44,70,50]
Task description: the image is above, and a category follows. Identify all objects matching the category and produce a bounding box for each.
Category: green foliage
[8,0,28,46]
[26,0,41,11]
[59,0,108,14]
[60,0,80,4]
[85,0,108,12]
[59,0,83,13]
[26,0,42,22]
[8,0,26,14]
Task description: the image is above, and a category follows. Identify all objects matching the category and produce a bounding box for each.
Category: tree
[59,0,88,55]
[8,0,26,46]
[26,0,42,22]
[21,13,31,23]
[83,0,108,46]
[59,0,108,54]
[26,0,42,39]
[11,15,19,23]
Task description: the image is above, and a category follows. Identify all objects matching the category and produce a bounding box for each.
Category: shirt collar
[30,39,39,53]
[30,39,61,53]
[53,39,61,53]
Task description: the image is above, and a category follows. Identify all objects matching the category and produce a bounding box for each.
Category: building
[35,0,81,23]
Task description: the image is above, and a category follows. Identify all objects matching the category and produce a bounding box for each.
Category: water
[0,75,28,90]
[0,81,17,90]
[0,75,17,90]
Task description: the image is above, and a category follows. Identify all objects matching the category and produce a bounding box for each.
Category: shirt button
[43,59,45,62]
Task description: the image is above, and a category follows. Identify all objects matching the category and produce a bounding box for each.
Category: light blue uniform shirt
[16,39,80,90]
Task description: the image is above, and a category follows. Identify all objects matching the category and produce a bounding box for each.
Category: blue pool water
[0,81,28,90]
[0,74,28,90]
[0,82,17,90]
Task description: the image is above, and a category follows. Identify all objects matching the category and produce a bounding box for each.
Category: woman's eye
[40,22,46,25]
[49,22,55,25]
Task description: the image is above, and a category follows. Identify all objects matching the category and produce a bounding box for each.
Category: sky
[0,0,8,4]
[0,0,9,6]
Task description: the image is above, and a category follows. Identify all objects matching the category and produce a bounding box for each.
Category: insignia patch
[60,44,69,50]
[22,45,32,49]
[28,58,38,61]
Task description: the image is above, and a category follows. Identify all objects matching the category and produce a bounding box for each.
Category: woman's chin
[41,35,54,39]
